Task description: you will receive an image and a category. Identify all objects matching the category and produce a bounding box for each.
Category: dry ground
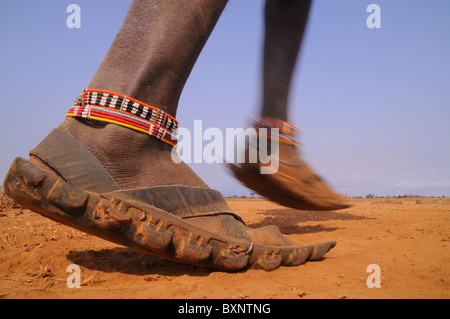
[0,194,449,299]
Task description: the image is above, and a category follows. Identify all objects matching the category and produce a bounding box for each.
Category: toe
[246,225,293,246]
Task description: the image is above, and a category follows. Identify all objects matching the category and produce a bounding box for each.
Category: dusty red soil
[0,194,449,299]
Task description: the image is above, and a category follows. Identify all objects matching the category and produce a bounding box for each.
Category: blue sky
[1,0,449,197]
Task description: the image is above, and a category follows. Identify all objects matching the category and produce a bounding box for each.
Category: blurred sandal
[229,116,350,211]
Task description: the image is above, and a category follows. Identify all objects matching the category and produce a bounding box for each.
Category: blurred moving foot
[229,116,350,211]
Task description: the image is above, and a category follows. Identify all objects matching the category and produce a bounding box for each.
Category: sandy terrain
[0,193,449,299]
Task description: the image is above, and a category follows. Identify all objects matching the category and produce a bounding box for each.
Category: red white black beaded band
[252,116,300,146]
[69,89,178,147]
[75,88,178,133]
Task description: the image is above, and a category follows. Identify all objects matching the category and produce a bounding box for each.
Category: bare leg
[231,0,349,210]
[261,0,312,121]
[57,0,228,190]
[88,0,227,117]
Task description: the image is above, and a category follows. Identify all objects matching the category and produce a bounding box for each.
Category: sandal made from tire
[4,157,336,271]
[228,143,350,211]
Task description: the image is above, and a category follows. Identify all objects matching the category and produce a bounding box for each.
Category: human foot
[229,117,350,211]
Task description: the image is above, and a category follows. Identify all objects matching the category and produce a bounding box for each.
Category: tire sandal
[228,116,350,211]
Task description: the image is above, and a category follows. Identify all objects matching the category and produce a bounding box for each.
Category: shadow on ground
[67,247,213,277]
[247,208,373,235]
[66,209,369,275]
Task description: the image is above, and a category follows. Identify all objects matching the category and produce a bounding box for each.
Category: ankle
[59,117,172,152]
[58,117,207,189]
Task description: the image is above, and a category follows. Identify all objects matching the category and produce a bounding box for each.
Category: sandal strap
[252,116,300,146]
[30,129,119,193]
[29,129,238,220]
[107,186,243,223]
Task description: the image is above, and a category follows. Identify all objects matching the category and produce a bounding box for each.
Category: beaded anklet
[67,89,178,147]
[252,116,300,146]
